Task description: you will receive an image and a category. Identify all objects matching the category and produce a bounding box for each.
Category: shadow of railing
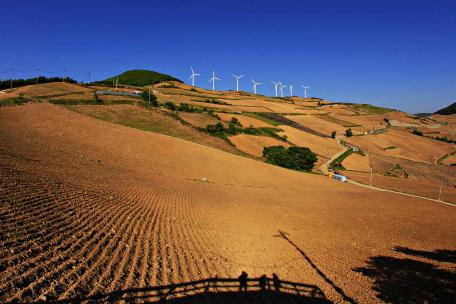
[24,276,331,303]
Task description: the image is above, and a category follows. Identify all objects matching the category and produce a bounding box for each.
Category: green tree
[263,146,318,171]
[331,131,337,139]
[140,91,158,107]
[345,128,353,137]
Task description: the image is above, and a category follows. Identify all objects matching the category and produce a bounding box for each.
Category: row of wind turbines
[190,67,310,98]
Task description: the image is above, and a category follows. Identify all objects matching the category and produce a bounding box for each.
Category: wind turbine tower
[302,85,310,98]
[232,74,244,91]
[289,85,294,96]
[280,84,287,97]
[271,81,280,97]
[189,67,201,87]
[209,70,220,91]
[251,79,262,94]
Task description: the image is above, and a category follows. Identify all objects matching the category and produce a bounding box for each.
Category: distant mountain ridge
[435,102,456,115]
[96,69,182,87]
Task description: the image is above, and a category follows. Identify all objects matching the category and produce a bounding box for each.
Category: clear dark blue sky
[1,0,455,113]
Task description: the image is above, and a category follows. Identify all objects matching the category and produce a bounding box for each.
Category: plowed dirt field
[1,104,455,303]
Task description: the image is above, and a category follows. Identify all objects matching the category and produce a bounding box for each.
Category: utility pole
[438,177,443,201]
[88,72,91,84]
[115,76,119,91]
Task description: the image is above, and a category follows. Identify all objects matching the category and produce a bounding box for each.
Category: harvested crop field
[66,104,239,155]
[346,128,454,163]
[0,82,91,100]
[276,125,342,158]
[1,104,455,303]
[217,113,273,128]
[229,134,289,157]
[285,114,346,135]
[178,112,219,128]
[342,153,371,172]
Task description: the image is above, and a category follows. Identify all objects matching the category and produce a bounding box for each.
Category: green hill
[96,69,182,87]
[435,102,456,115]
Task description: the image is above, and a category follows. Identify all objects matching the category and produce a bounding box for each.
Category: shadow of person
[272,273,281,292]
[258,274,268,292]
[353,255,456,303]
[238,271,248,292]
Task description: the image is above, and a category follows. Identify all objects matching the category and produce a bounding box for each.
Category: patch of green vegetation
[345,128,353,137]
[383,146,397,150]
[163,101,177,111]
[330,148,354,171]
[206,117,286,142]
[140,91,158,107]
[192,99,230,105]
[435,101,456,115]
[412,129,423,136]
[0,96,28,106]
[351,103,394,114]
[95,69,182,87]
[316,114,360,127]
[263,146,318,172]
[245,113,281,126]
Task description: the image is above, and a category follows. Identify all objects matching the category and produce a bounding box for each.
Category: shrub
[206,122,225,134]
[227,117,242,135]
[190,88,197,92]
[140,91,158,107]
[263,146,318,171]
[345,128,353,137]
[163,101,176,111]
[331,131,337,139]
[412,129,423,136]
[178,103,195,112]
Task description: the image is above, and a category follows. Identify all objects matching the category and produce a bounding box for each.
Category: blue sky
[1,0,455,113]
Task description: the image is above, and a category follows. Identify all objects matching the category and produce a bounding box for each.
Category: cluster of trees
[412,129,423,136]
[206,117,242,136]
[140,91,158,107]
[263,146,318,171]
[433,136,456,144]
[0,76,77,90]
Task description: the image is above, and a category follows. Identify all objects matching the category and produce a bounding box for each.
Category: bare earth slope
[1,104,455,303]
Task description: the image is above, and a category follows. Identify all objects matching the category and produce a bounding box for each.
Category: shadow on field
[353,247,456,303]
[22,274,331,304]
[274,230,356,304]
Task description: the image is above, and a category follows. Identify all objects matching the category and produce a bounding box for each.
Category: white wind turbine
[251,79,262,94]
[280,84,287,97]
[209,70,220,91]
[271,81,280,97]
[232,74,244,91]
[289,85,294,96]
[189,67,201,87]
[302,85,310,98]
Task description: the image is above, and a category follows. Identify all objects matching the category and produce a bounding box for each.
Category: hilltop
[95,69,182,87]
[435,101,456,115]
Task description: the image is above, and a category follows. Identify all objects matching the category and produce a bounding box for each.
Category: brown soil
[178,112,219,128]
[217,113,273,128]
[229,134,289,157]
[0,99,455,303]
[342,153,371,172]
